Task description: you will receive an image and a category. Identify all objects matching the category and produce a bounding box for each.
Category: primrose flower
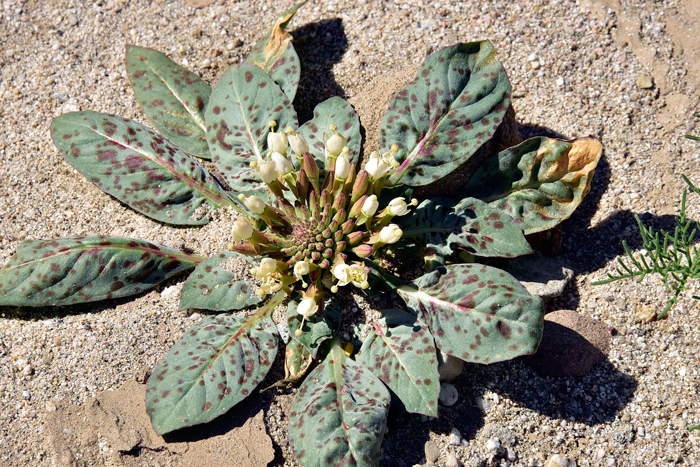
[335,153,350,180]
[297,298,319,318]
[379,224,403,244]
[287,132,309,156]
[231,219,254,242]
[361,195,379,217]
[387,197,417,216]
[255,160,279,184]
[348,263,369,289]
[325,132,346,157]
[271,151,293,175]
[256,258,277,277]
[267,130,289,155]
[244,195,266,215]
[365,152,391,180]
[294,261,310,286]
[333,263,352,286]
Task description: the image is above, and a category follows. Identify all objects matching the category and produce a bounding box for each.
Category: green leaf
[243,0,307,100]
[178,251,261,312]
[146,291,284,435]
[287,297,341,358]
[379,41,512,187]
[51,111,234,225]
[126,45,211,159]
[363,258,406,298]
[461,136,603,234]
[289,337,390,467]
[356,309,440,416]
[0,236,201,307]
[399,197,532,258]
[297,97,362,170]
[205,65,297,193]
[396,264,544,364]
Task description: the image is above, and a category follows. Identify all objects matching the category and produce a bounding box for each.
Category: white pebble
[545,454,574,467]
[485,437,501,453]
[474,396,489,412]
[438,383,458,406]
[45,401,57,412]
[556,77,565,86]
[160,285,181,299]
[449,428,461,445]
[597,448,606,458]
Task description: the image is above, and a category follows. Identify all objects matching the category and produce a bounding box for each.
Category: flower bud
[347,231,365,246]
[365,151,391,180]
[271,151,293,175]
[287,132,309,156]
[232,219,254,242]
[267,131,288,154]
[335,153,350,180]
[244,195,266,215]
[297,298,319,318]
[302,152,319,180]
[387,197,411,216]
[350,170,370,204]
[379,224,403,244]
[325,133,346,157]
[255,160,279,184]
[361,195,379,217]
[352,244,373,258]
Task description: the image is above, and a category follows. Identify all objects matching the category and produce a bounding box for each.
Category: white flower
[297,298,319,318]
[361,195,379,217]
[288,132,309,156]
[271,151,293,175]
[267,131,288,154]
[379,224,403,244]
[348,263,369,289]
[256,258,277,277]
[244,195,266,215]
[333,263,352,286]
[325,133,346,157]
[293,261,310,281]
[335,153,350,180]
[231,219,254,242]
[255,160,279,184]
[365,151,391,180]
[387,197,410,216]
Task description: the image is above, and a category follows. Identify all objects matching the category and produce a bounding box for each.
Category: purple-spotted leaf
[178,251,261,312]
[396,264,544,364]
[146,291,284,435]
[51,111,235,225]
[399,197,532,258]
[285,338,311,380]
[289,337,390,467]
[0,236,201,307]
[356,309,439,416]
[297,97,362,171]
[287,297,341,358]
[205,65,297,193]
[126,45,211,159]
[380,41,512,187]
[243,1,307,100]
[461,137,603,234]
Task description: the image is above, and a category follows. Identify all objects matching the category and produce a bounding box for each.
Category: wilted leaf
[397,264,543,364]
[399,197,532,258]
[356,309,439,416]
[179,251,261,312]
[461,137,603,234]
[244,1,307,100]
[146,291,284,435]
[0,236,201,307]
[289,337,390,467]
[205,65,297,193]
[126,45,211,159]
[379,41,512,187]
[51,111,234,225]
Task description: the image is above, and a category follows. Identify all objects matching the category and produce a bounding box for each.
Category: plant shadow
[291,18,349,124]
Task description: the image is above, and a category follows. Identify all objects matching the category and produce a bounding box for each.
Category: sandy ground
[1,0,700,466]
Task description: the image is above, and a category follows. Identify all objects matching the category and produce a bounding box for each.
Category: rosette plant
[0,2,603,465]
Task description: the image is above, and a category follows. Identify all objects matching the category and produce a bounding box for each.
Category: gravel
[1,0,700,466]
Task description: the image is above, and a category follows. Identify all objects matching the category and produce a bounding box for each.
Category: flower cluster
[229,121,417,330]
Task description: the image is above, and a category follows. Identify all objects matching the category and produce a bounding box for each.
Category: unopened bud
[325,133,346,157]
[302,152,319,180]
[361,195,379,217]
[351,170,370,203]
[347,231,365,246]
[335,153,350,180]
[379,224,403,244]
[288,132,309,156]
[352,244,374,258]
[267,131,288,154]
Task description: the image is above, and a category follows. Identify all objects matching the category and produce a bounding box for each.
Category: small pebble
[635,74,653,89]
[160,285,181,299]
[438,383,458,406]
[45,401,57,412]
[545,454,573,467]
[424,440,440,464]
[67,14,79,27]
[19,409,37,419]
[201,58,212,68]
[449,428,461,445]
[445,454,462,467]
[485,437,501,454]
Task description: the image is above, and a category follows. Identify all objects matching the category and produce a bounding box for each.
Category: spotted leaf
[243,1,307,100]
[205,64,297,193]
[146,291,284,435]
[379,41,511,187]
[51,111,235,225]
[399,197,532,258]
[396,264,543,364]
[461,136,603,234]
[296,97,362,171]
[0,236,201,307]
[356,309,439,416]
[126,45,211,159]
[287,297,341,359]
[178,251,261,312]
[289,337,390,467]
